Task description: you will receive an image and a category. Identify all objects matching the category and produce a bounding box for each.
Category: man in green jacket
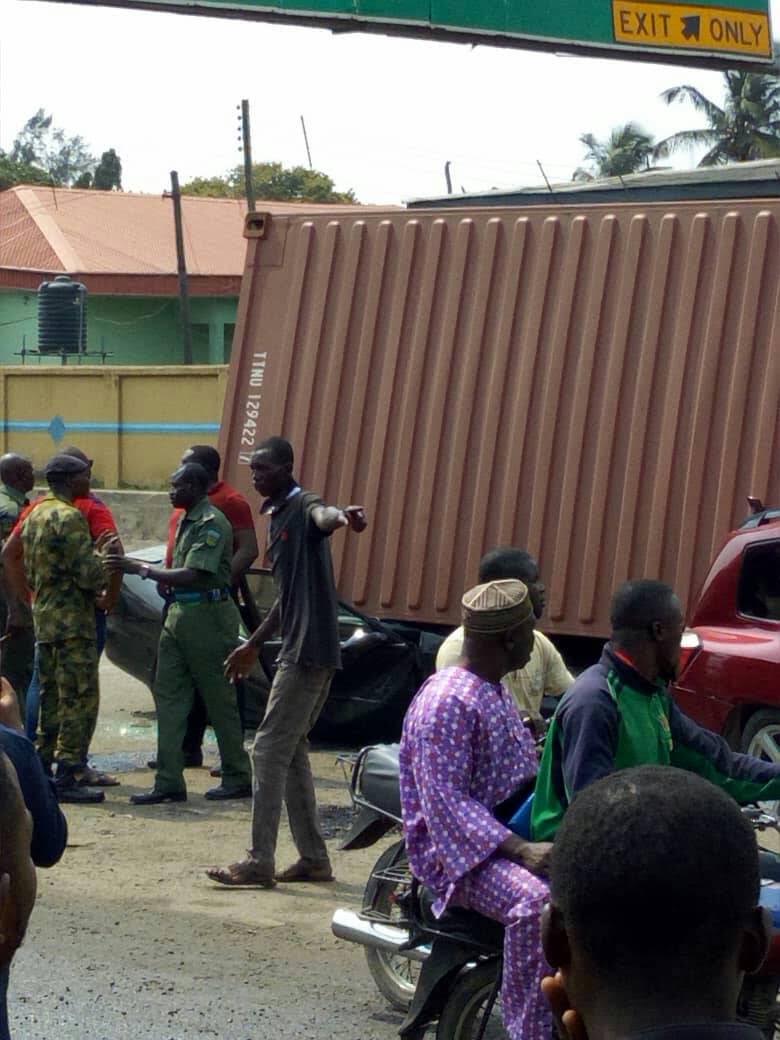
[532,579,780,841]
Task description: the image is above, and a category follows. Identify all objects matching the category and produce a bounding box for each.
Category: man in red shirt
[155,445,258,770]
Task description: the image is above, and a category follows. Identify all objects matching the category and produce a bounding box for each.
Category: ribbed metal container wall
[37,275,87,354]
[220,201,780,637]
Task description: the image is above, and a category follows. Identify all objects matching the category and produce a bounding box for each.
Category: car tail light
[678,629,702,678]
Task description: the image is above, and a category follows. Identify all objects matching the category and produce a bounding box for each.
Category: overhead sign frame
[40,0,775,69]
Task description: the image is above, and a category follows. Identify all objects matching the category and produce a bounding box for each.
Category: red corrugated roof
[0,186,381,293]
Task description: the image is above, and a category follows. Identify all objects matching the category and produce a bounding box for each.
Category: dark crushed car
[104,546,444,744]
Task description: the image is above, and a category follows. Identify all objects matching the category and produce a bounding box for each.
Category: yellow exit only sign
[613,0,771,56]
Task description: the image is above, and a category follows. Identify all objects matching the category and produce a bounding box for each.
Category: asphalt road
[11,659,408,1040]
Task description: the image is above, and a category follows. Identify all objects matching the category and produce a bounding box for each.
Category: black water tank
[37,275,87,354]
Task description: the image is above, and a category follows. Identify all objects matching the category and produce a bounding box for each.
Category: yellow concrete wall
[0,366,228,488]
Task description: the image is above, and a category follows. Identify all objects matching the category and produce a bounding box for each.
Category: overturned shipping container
[220,201,780,638]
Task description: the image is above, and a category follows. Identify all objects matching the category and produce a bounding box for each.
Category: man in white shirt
[437,548,573,729]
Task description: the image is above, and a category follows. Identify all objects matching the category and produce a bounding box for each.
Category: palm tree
[654,71,780,165]
[572,122,656,181]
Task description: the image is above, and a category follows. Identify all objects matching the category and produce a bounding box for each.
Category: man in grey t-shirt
[207,437,366,888]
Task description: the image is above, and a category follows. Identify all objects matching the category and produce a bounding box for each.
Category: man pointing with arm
[207,436,366,888]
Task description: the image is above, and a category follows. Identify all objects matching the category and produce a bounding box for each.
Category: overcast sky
[1,0,778,203]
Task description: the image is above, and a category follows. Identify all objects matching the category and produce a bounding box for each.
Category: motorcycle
[335,743,421,1010]
[333,745,780,1039]
[739,808,780,1037]
[332,741,531,1026]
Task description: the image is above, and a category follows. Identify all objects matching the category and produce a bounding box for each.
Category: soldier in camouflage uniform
[0,454,35,706]
[20,455,107,804]
[106,462,251,805]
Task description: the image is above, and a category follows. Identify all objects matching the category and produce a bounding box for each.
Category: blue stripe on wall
[5,421,219,434]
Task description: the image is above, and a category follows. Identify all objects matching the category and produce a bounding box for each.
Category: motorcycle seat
[419,885,505,953]
[359,743,402,819]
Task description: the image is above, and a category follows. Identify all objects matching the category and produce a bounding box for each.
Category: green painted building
[0,289,238,364]
[0,185,245,365]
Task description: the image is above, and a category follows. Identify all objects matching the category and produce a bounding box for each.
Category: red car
[673,504,780,762]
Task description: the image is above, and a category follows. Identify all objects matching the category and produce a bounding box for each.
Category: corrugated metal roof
[221,201,780,637]
[0,186,383,284]
[0,188,61,272]
[409,158,780,209]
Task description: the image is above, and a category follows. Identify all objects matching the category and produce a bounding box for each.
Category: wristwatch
[139,563,151,581]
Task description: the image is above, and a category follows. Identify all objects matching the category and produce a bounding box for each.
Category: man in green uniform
[20,454,106,804]
[0,455,34,538]
[0,455,35,707]
[106,462,251,805]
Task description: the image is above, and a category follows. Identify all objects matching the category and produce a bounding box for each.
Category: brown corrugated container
[220,201,780,638]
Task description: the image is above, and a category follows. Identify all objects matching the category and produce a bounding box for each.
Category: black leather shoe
[57,784,105,804]
[204,784,252,801]
[130,789,187,805]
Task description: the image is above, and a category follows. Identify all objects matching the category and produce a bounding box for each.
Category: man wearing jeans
[207,436,366,888]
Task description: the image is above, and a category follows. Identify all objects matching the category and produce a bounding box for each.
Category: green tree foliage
[9,109,53,166]
[180,176,234,198]
[92,149,123,191]
[1,110,122,191]
[655,71,780,165]
[0,155,52,191]
[573,122,655,181]
[181,161,357,203]
[46,131,94,186]
[10,108,95,186]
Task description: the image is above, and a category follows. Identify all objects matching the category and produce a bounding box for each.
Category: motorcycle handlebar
[742,806,780,833]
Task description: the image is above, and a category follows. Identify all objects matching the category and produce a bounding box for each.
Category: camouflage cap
[462,579,533,634]
[44,454,89,479]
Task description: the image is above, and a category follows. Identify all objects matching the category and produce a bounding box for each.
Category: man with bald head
[0,456,35,712]
[0,457,33,541]
[399,580,552,1040]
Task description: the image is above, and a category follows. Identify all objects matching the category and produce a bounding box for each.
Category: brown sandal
[276,859,334,883]
[205,859,277,888]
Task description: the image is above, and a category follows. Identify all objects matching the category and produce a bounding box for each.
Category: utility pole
[300,115,313,170]
[444,160,453,194]
[536,159,554,194]
[167,170,193,365]
[239,99,256,212]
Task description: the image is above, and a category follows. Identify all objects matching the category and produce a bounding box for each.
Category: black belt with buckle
[172,588,231,605]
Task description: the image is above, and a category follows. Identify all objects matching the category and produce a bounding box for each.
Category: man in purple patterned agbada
[399,578,552,1040]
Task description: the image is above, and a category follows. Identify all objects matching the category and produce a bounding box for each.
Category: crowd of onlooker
[0,436,777,1040]
[0,436,368,1034]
